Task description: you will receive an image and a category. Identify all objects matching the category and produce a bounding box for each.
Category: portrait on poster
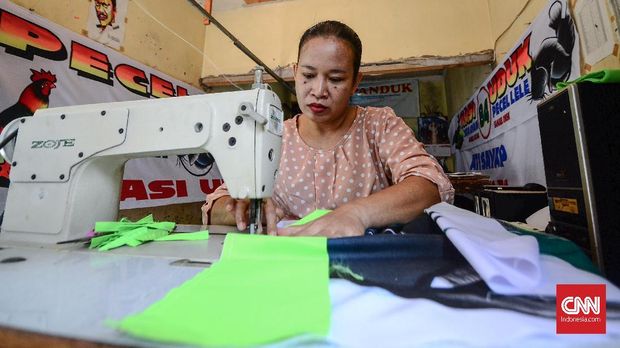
[87,0,128,49]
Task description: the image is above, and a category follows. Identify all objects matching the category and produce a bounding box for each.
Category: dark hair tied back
[298,20,362,77]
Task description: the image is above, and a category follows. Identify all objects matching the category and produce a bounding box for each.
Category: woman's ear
[293,63,298,76]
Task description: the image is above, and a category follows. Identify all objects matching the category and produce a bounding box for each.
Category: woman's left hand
[277,204,367,237]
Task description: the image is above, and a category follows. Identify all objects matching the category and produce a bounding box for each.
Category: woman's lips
[308,103,327,113]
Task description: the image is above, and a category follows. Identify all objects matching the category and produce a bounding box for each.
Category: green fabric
[154,230,210,241]
[291,209,332,226]
[557,69,620,89]
[499,221,600,274]
[91,214,177,251]
[115,233,330,347]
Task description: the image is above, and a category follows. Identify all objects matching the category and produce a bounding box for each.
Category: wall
[10,0,206,87]
[447,0,620,118]
[489,0,620,74]
[487,0,549,63]
[580,0,620,72]
[203,0,493,76]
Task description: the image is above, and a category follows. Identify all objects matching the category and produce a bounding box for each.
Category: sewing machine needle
[249,199,262,234]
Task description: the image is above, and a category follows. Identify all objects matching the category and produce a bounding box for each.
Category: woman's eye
[329,77,344,82]
[303,74,315,79]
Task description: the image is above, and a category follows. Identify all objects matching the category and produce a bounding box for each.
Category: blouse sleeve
[374,107,454,203]
[201,183,230,224]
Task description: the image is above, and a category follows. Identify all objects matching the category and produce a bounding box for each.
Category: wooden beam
[200,49,494,88]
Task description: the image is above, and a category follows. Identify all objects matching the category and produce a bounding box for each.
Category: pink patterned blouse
[202,106,454,223]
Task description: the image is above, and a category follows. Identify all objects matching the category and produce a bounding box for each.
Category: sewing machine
[0,84,283,244]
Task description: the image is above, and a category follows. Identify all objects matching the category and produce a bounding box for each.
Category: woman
[202,20,454,237]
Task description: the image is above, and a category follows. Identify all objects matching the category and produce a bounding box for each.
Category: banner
[351,77,419,118]
[0,1,223,210]
[449,0,580,186]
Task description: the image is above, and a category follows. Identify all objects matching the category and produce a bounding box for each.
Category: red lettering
[150,74,175,98]
[0,10,67,61]
[401,83,413,93]
[176,180,188,197]
[148,180,176,199]
[390,84,401,93]
[380,85,390,94]
[115,64,149,97]
[516,34,533,78]
[200,179,223,194]
[121,180,148,201]
[487,79,496,105]
[504,51,518,87]
[176,86,188,96]
[494,67,507,101]
[70,41,113,85]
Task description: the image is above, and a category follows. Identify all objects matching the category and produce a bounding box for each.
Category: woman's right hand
[215,196,283,235]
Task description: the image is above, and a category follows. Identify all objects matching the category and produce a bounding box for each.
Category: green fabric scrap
[557,69,620,89]
[91,215,177,251]
[115,233,330,347]
[291,209,332,226]
[330,263,364,281]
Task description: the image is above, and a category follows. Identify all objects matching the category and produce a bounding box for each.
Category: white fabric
[526,206,551,231]
[328,279,620,348]
[426,203,620,298]
[427,202,541,294]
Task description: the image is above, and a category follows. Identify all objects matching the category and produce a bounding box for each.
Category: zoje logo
[556,284,606,334]
[31,139,76,149]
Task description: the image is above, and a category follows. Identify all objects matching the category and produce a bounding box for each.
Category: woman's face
[294,36,361,125]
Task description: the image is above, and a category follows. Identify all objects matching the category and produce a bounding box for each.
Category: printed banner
[87,0,128,49]
[449,0,580,186]
[351,77,420,118]
[0,1,223,210]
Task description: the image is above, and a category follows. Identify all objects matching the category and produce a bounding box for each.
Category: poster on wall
[351,77,420,118]
[449,0,580,186]
[0,1,223,211]
[87,0,128,49]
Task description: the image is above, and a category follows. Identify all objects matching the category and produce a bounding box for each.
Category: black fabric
[327,214,620,319]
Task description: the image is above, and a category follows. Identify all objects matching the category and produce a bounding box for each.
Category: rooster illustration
[0,69,57,128]
[0,69,57,186]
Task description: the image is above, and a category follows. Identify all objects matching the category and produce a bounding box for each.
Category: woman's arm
[278,175,440,237]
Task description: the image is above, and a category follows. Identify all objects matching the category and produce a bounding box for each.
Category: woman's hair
[298,20,362,77]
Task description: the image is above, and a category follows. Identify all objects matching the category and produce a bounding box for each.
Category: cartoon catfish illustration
[529,0,575,100]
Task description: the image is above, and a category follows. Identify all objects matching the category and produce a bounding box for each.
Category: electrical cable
[131,0,244,90]
[185,0,296,96]
[492,0,533,63]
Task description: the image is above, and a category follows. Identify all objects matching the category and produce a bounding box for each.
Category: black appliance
[537,82,620,284]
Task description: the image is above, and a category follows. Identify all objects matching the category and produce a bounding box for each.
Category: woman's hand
[219,196,283,235]
[277,204,367,237]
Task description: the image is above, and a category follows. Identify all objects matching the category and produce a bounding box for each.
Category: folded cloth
[426,202,541,295]
[556,69,620,89]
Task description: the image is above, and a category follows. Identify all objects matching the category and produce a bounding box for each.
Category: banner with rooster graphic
[0,1,224,210]
[449,0,580,186]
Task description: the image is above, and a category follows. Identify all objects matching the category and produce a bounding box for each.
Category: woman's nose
[311,78,328,97]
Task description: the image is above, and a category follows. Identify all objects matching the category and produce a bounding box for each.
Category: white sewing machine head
[0,87,283,244]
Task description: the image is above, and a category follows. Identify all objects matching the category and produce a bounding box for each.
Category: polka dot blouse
[202,106,454,223]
